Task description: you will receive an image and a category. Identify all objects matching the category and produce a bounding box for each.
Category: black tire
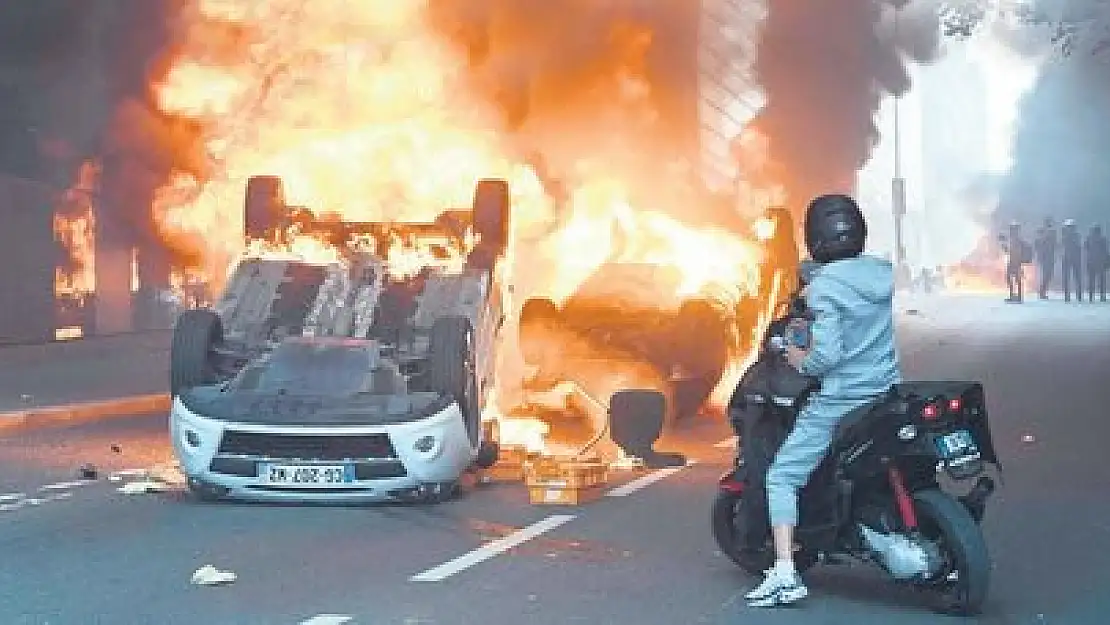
[472,178,510,255]
[914,488,991,616]
[464,244,498,273]
[170,309,223,397]
[430,315,480,447]
[244,175,286,242]
[186,478,222,503]
[474,440,499,469]
[711,490,819,575]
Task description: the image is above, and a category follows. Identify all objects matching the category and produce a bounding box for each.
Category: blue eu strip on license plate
[936,430,977,458]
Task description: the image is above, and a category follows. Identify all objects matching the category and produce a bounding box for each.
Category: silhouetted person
[1085,225,1108,302]
[1034,217,1057,299]
[1061,219,1083,302]
[760,206,800,310]
[1000,222,1030,303]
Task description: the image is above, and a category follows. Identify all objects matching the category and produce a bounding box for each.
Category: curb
[0,393,171,434]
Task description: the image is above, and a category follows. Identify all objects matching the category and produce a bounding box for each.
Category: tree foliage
[939,1,1110,55]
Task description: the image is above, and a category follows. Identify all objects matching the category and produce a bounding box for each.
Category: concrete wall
[0,175,57,345]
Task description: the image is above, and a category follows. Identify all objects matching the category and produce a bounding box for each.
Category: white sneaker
[744,563,808,607]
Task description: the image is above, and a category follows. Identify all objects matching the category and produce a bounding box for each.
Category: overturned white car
[169,176,510,503]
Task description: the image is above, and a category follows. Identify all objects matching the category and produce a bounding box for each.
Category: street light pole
[891,6,907,272]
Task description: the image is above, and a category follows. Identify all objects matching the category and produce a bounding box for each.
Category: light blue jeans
[765,393,876,526]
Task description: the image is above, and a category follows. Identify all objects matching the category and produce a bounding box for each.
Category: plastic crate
[527,483,606,506]
[524,457,608,489]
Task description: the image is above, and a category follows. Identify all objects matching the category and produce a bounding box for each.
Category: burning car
[515,205,797,430]
[168,175,510,503]
[518,262,758,427]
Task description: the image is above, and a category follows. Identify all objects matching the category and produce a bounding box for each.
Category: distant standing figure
[1034,217,1057,299]
[1061,219,1083,302]
[1000,222,1031,303]
[1084,225,1108,302]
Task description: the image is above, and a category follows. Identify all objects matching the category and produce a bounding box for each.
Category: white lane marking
[0,492,71,512]
[0,493,25,502]
[713,436,737,449]
[605,460,698,497]
[109,468,149,481]
[300,616,353,625]
[39,480,91,491]
[411,514,576,582]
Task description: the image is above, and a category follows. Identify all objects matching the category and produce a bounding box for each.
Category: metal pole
[891,6,907,270]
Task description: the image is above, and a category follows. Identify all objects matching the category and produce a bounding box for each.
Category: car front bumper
[169,396,475,502]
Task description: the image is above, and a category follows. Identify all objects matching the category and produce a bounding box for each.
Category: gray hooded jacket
[798,255,902,400]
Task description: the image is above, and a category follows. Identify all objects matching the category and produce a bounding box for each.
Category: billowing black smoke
[0,0,200,269]
[997,2,1110,231]
[750,0,941,217]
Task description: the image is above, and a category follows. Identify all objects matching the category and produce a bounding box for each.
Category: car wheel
[472,178,510,255]
[430,315,481,447]
[170,309,223,397]
[518,297,559,366]
[474,440,499,469]
[244,175,287,243]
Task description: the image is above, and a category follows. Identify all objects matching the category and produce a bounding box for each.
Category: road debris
[525,457,607,505]
[117,480,169,494]
[191,565,237,586]
[78,463,98,480]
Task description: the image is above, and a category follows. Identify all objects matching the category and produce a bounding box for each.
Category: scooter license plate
[935,429,978,459]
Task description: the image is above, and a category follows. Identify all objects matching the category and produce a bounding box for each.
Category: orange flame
[54,160,99,297]
[150,1,783,447]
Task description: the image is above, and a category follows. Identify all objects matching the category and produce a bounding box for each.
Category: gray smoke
[749,0,942,218]
[0,0,202,265]
[994,1,1110,230]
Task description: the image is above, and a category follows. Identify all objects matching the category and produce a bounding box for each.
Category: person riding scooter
[745,194,903,608]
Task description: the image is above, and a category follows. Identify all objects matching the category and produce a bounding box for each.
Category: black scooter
[711,269,1001,616]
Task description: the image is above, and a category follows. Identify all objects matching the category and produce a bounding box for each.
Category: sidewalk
[0,331,171,414]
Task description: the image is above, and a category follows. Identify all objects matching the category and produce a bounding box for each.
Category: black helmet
[804,194,867,263]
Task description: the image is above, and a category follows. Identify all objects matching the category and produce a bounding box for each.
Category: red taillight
[948,397,962,412]
[922,403,940,420]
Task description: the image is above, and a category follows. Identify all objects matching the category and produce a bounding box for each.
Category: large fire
[145,0,783,447]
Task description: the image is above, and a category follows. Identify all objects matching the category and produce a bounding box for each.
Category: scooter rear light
[922,403,940,420]
[719,479,745,495]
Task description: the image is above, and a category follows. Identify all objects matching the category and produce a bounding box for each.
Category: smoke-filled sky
[7,0,1104,265]
[995,0,1110,231]
[748,0,942,217]
[0,1,185,186]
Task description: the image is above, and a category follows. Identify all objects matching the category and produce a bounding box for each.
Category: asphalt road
[0,294,1107,625]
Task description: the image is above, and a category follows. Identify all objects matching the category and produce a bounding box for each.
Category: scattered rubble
[118,480,169,495]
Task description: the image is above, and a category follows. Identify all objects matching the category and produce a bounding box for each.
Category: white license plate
[259,464,353,485]
[936,430,977,459]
